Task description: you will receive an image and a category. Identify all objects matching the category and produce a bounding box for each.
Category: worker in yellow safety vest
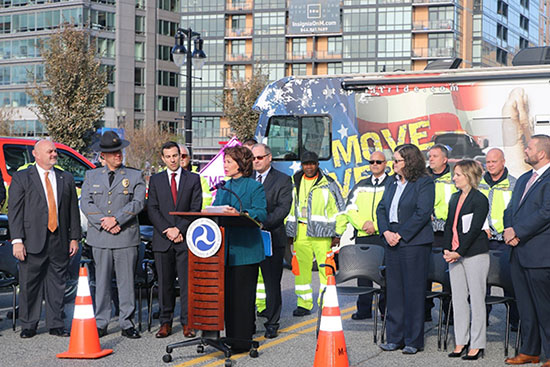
[179,144,212,208]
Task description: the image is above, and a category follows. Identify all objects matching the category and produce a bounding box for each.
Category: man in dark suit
[9,139,81,338]
[147,141,202,338]
[252,143,292,339]
[503,135,550,366]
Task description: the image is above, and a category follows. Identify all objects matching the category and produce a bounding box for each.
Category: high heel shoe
[462,349,484,360]
[448,344,468,358]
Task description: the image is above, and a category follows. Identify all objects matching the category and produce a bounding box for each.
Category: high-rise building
[185,0,550,162]
[0,0,181,136]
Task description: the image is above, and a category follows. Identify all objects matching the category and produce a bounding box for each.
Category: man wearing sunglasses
[336,151,389,320]
[251,143,292,339]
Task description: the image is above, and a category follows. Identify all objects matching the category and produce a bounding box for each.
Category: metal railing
[412,47,456,58]
[412,19,454,31]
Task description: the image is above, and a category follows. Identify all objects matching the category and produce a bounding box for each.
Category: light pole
[171,28,207,161]
[115,109,126,128]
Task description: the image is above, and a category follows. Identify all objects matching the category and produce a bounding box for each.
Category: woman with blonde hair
[443,159,489,360]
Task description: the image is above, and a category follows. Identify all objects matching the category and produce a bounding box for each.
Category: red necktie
[171,172,177,205]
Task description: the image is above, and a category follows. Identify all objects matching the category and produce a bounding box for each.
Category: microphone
[210,180,243,213]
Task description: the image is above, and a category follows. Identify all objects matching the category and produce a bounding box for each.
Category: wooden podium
[162,212,260,366]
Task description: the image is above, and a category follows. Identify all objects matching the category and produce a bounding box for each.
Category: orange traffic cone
[57,266,113,359]
[313,274,349,367]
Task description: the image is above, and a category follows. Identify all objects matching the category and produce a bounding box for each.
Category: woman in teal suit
[212,145,267,353]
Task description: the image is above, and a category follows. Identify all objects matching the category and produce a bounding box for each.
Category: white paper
[461,213,473,233]
[203,205,231,213]
[482,218,490,231]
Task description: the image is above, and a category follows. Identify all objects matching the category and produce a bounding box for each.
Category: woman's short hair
[395,144,428,182]
[454,159,483,189]
[224,146,253,177]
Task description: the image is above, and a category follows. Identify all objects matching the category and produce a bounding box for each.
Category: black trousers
[259,245,285,328]
[18,230,68,330]
[225,263,259,352]
[154,245,189,325]
[510,251,550,358]
[355,235,386,316]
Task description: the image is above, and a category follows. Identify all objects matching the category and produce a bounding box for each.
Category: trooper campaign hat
[92,131,130,152]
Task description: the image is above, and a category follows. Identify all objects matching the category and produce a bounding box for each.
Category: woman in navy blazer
[377,144,435,354]
[444,160,490,360]
[212,146,267,353]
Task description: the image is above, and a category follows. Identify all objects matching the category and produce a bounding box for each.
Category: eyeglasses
[253,154,270,161]
[181,154,188,158]
[369,160,385,165]
[393,159,405,163]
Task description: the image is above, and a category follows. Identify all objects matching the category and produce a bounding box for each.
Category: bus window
[302,116,331,159]
[57,150,91,186]
[266,115,331,160]
[266,116,300,160]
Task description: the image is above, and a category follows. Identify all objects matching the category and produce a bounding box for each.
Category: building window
[158,45,173,61]
[135,42,144,61]
[259,63,284,81]
[181,14,225,38]
[326,63,342,75]
[292,38,307,57]
[91,10,115,31]
[157,70,179,87]
[158,20,178,36]
[378,33,412,58]
[135,93,144,112]
[135,16,145,35]
[231,15,246,31]
[520,0,529,9]
[97,38,115,58]
[253,12,285,35]
[134,119,143,129]
[343,34,376,58]
[378,6,411,32]
[135,67,144,86]
[100,64,115,84]
[519,37,529,49]
[106,91,114,107]
[497,23,508,41]
[157,95,178,112]
[327,37,342,55]
[159,120,177,134]
[343,8,376,33]
[254,37,284,60]
[228,65,246,80]
[158,0,178,11]
[292,64,307,76]
[427,33,454,57]
[135,0,144,9]
[496,47,507,65]
[520,15,529,31]
[231,40,246,57]
[497,0,508,17]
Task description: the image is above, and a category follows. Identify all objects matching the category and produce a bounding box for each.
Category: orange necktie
[45,171,57,232]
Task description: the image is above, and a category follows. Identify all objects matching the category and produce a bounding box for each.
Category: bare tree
[0,108,14,136]
[124,123,177,170]
[219,66,268,141]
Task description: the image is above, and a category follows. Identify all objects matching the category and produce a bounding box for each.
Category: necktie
[257,174,263,184]
[45,171,57,232]
[374,178,379,186]
[520,171,538,202]
[108,171,115,186]
[171,172,178,205]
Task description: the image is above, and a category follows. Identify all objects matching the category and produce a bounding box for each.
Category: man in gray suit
[81,131,146,339]
[9,139,81,338]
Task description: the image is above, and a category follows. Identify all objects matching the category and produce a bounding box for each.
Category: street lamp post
[115,109,127,128]
[171,28,207,161]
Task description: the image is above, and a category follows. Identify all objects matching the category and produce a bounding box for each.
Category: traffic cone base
[313,274,349,367]
[57,267,113,359]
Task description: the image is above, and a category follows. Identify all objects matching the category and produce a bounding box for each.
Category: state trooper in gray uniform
[81,131,146,339]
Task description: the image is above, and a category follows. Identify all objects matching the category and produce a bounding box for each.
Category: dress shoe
[448,344,469,358]
[183,324,196,338]
[402,346,422,354]
[351,312,371,320]
[121,327,141,339]
[97,327,107,338]
[462,349,484,360]
[379,343,404,351]
[49,327,70,337]
[292,307,311,317]
[505,353,540,365]
[264,325,278,339]
[155,323,172,338]
[20,329,36,339]
[257,310,268,318]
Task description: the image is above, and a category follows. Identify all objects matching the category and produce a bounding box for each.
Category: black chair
[0,241,19,331]
[325,244,386,344]
[485,250,519,356]
[425,248,452,350]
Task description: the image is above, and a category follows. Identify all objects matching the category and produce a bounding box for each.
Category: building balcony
[315,51,342,60]
[412,0,456,5]
[286,51,314,60]
[225,27,253,38]
[412,47,456,59]
[226,53,252,62]
[226,0,252,11]
[412,19,454,32]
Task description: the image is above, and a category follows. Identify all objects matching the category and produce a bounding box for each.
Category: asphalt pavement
[0,268,523,367]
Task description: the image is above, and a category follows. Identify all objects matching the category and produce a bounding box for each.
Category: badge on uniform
[122,178,129,188]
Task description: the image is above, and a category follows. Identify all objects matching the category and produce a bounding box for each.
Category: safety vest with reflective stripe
[285,171,344,238]
[191,166,213,208]
[478,174,516,240]
[432,170,456,232]
[335,175,388,237]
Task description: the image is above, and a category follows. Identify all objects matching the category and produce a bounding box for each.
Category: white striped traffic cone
[313,274,349,367]
[57,266,113,359]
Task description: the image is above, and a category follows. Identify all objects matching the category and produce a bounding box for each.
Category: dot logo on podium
[186,218,222,258]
